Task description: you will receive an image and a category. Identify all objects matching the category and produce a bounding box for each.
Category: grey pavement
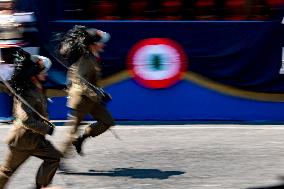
[0,124,283,189]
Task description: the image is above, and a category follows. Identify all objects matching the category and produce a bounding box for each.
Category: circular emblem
[127,38,187,89]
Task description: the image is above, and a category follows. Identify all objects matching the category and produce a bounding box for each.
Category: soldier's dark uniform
[62,52,115,155]
[0,50,61,189]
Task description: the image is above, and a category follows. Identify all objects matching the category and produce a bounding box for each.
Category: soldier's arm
[15,99,52,135]
[82,84,101,102]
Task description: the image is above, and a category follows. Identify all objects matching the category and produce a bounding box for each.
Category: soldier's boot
[72,134,87,156]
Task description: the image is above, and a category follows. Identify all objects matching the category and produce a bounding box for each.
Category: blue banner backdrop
[2,20,284,121]
[47,21,284,93]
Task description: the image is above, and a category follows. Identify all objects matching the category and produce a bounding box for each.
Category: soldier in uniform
[59,25,115,156]
[0,50,61,189]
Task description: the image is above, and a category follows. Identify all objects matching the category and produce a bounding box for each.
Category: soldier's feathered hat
[58,25,110,63]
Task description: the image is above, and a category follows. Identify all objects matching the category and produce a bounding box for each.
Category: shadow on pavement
[59,167,185,179]
[247,184,284,189]
[247,178,284,189]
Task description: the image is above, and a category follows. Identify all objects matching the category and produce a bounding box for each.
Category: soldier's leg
[68,109,87,135]
[72,103,115,154]
[86,103,115,137]
[61,109,86,156]
[33,139,61,187]
[0,146,30,188]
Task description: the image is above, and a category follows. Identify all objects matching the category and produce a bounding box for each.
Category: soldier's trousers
[62,99,115,156]
[0,139,61,188]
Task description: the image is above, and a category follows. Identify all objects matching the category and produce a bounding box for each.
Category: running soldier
[0,50,61,189]
[59,25,115,156]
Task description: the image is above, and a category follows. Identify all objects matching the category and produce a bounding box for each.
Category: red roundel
[127,38,187,89]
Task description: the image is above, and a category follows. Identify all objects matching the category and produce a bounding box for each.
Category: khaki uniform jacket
[6,85,52,150]
[67,53,102,109]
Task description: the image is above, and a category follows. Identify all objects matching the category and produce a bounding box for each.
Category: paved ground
[0,124,284,189]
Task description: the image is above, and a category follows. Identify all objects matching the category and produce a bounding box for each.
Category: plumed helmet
[86,28,111,44]
[31,55,52,72]
[58,25,111,63]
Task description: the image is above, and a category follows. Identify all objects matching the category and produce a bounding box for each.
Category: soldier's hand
[101,91,112,103]
[44,120,56,135]
[47,125,55,135]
